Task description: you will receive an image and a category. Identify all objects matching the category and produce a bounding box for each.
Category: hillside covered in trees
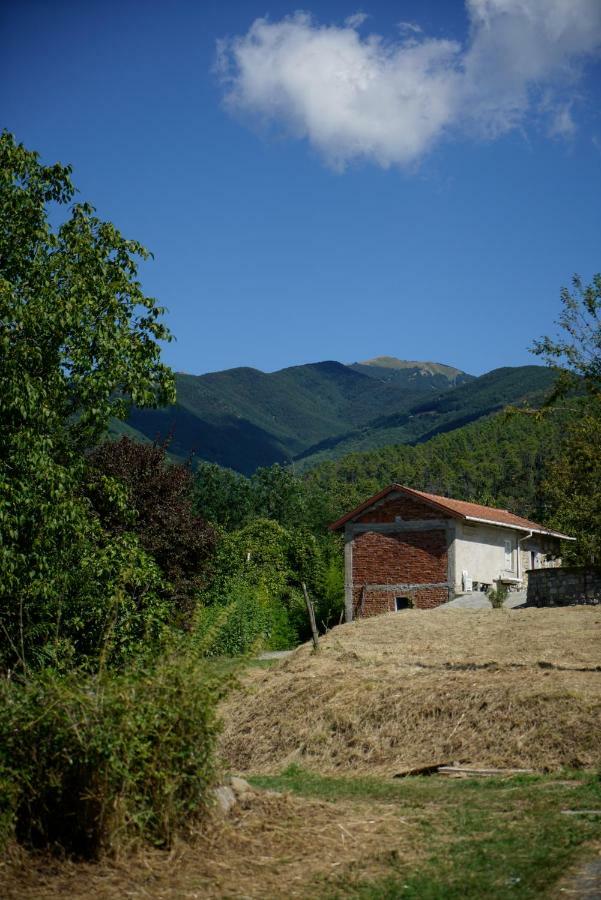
[115,358,557,475]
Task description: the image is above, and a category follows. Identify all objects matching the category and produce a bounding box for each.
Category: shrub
[0,655,225,858]
[194,579,296,656]
[487,582,509,609]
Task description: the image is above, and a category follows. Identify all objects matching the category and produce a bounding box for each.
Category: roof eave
[463,515,575,541]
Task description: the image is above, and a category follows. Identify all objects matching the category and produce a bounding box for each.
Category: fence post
[302,582,319,651]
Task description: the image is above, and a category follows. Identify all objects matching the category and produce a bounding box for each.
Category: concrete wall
[454,521,519,590]
[454,523,561,592]
[527,567,601,606]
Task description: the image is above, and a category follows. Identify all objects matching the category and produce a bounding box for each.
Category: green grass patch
[250,767,601,899]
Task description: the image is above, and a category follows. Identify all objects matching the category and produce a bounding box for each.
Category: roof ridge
[330,483,574,540]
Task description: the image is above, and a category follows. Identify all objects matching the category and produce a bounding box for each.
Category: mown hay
[220,607,601,774]
[2,791,428,899]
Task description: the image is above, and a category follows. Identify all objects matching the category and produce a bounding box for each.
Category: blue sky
[2,0,600,377]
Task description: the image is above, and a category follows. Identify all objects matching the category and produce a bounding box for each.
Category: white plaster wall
[453,521,520,590]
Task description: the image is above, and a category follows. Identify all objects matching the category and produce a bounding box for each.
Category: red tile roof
[329,483,574,540]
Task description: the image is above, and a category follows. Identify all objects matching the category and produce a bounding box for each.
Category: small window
[395,597,412,611]
[504,540,513,569]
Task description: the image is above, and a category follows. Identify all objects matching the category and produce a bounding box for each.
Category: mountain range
[113,357,557,475]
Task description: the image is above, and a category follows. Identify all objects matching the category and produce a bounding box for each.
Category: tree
[531,274,601,563]
[0,132,176,671]
[193,462,254,530]
[541,398,601,565]
[531,273,601,400]
[88,439,217,624]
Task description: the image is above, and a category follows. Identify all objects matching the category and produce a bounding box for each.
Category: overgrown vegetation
[0,133,224,860]
[0,655,226,857]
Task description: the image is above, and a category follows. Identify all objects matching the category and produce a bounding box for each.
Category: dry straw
[3,791,427,899]
[220,607,601,775]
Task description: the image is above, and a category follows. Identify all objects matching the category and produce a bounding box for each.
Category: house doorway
[395,597,412,611]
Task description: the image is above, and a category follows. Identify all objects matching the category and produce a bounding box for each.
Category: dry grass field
[220,606,601,775]
[5,606,601,899]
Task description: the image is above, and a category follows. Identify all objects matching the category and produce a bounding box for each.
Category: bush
[487,582,509,609]
[0,656,225,858]
[194,580,296,656]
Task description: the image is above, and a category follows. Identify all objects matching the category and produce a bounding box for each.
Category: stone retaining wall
[526,566,601,607]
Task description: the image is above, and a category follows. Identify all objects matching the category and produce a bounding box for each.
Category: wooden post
[302,582,319,651]
[360,584,366,617]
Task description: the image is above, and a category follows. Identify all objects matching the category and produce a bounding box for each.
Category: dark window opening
[395,597,412,611]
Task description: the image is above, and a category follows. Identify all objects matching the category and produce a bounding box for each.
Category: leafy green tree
[0,132,176,671]
[531,273,601,400]
[541,399,601,564]
[193,462,254,530]
[250,465,308,528]
[88,439,217,625]
[531,274,601,561]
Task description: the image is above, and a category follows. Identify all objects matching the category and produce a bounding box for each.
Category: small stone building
[330,484,573,620]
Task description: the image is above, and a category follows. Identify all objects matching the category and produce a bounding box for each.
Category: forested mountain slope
[118,358,556,475]
[295,365,558,469]
[118,358,470,473]
[303,404,573,526]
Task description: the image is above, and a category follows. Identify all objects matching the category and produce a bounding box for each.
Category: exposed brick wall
[353,587,449,617]
[356,495,449,523]
[351,528,449,617]
[352,530,447,585]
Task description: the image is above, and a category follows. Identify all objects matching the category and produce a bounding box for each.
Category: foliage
[200,519,319,645]
[530,274,601,560]
[303,407,572,528]
[193,462,254,530]
[0,655,225,858]
[0,132,175,673]
[531,273,601,400]
[0,131,174,450]
[88,438,217,624]
[194,579,296,655]
[486,582,509,609]
[541,398,601,564]
[120,357,556,475]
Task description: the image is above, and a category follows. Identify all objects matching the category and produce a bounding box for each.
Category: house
[329,484,574,620]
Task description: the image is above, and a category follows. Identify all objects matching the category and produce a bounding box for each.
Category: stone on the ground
[213,785,237,815]
[229,775,254,798]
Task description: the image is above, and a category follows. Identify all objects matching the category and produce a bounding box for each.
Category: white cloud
[344,12,368,29]
[397,22,423,37]
[217,1,601,169]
